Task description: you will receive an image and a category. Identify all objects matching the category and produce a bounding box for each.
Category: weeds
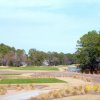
[30,84,100,100]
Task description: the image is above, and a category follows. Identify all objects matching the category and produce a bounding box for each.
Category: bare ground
[54,94,100,100]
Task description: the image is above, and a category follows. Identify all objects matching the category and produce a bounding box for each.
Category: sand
[54,94,100,100]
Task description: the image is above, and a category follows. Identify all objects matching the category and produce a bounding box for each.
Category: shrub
[93,84,100,92]
[30,84,100,100]
[84,85,92,93]
[38,93,49,100]
[0,87,7,95]
[86,78,92,82]
[51,90,62,99]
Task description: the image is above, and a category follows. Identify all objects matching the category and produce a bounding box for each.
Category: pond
[67,66,81,72]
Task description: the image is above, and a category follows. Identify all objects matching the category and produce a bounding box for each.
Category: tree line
[0,44,76,66]
[0,30,100,74]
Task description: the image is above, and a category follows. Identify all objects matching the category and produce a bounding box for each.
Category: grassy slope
[0,78,66,84]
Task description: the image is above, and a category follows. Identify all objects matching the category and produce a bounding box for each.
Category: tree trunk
[90,66,94,74]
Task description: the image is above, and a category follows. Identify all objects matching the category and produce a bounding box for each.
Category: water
[67,65,81,72]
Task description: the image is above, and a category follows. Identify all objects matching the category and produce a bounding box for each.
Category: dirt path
[0,90,51,100]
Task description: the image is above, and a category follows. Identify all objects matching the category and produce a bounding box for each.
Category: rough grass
[0,87,7,95]
[72,75,92,82]
[0,66,59,71]
[0,78,66,84]
[30,84,100,100]
[0,84,35,95]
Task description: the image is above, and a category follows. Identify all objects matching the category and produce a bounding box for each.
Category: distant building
[42,60,49,66]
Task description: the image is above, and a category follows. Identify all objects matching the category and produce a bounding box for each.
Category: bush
[0,87,7,95]
[84,85,92,93]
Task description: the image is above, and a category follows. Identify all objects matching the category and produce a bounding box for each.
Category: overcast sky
[0,0,100,53]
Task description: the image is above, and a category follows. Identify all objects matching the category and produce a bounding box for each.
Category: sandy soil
[41,77,91,90]
[54,94,100,100]
[56,77,91,86]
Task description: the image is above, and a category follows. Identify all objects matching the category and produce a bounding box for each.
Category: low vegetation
[0,87,7,95]
[72,75,92,82]
[30,84,100,100]
[0,78,65,84]
[0,84,35,95]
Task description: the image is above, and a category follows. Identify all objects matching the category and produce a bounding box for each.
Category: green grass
[11,66,59,71]
[0,78,65,84]
[0,67,9,69]
[0,66,59,71]
[0,74,20,76]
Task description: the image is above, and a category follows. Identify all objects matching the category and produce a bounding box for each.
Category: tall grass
[30,84,100,100]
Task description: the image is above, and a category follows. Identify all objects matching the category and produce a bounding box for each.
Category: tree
[28,49,46,66]
[15,49,27,66]
[0,43,77,66]
[0,43,14,66]
[77,31,100,74]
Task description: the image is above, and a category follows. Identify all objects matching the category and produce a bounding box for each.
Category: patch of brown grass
[30,97,38,100]
[0,84,35,91]
[15,84,35,91]
[30,85,86,100]
[51,90,62,98]
[30,84,100,100]
[72,75,92,82]
[0,87,7,95]
[16,84,24,91]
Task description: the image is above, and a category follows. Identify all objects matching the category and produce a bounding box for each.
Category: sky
[0,0,100,53]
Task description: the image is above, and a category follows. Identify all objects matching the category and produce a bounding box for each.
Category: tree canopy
[77,31,100,74]
[0,44,75,66]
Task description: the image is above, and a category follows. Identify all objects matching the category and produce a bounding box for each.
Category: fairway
[12,66,59,71]
[0,66,59,71]
[0,78,65,84]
